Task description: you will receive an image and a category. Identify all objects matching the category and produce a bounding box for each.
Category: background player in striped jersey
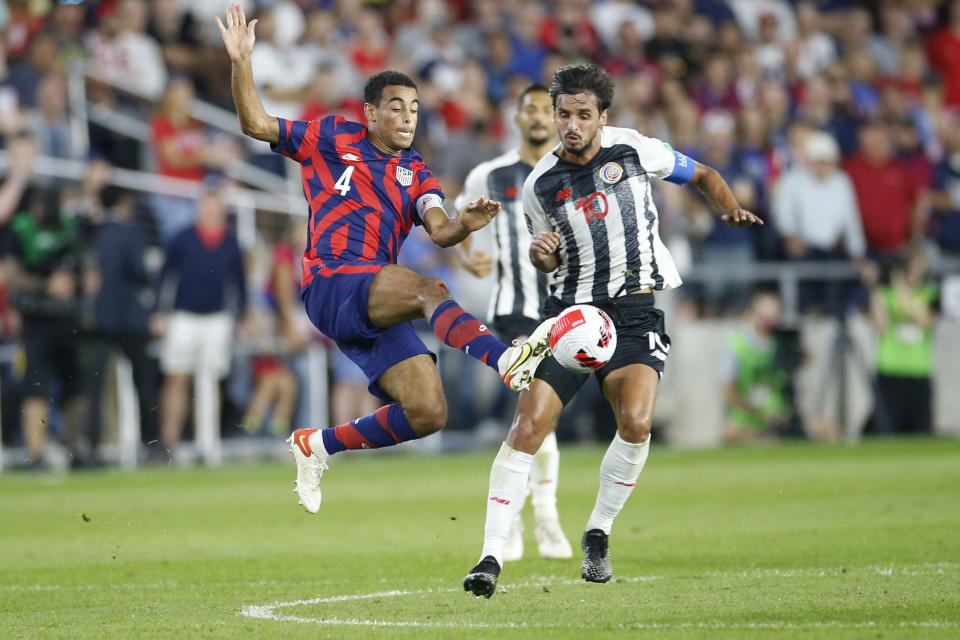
[455,84,572,562]
[217,5,554,514]
[464,64,763,597]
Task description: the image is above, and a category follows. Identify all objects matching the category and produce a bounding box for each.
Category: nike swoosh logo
[296,433,310,456]
[506,344,532,376]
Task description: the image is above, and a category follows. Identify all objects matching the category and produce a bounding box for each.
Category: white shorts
[160,311,234,377]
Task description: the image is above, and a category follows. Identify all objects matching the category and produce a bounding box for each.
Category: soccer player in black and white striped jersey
[464,64,763,597]
[455,85,572,563]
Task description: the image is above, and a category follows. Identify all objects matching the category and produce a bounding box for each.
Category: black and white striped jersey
[523,126,693,304]
[455,148,548,322]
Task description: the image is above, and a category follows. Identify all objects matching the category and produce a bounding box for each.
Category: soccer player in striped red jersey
[217,5,555,514]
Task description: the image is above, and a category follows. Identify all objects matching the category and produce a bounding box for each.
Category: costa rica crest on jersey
[396,166,413,186]
[599,162,623,184]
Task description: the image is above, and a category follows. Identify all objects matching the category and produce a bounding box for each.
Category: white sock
[306,429,328,456]
[480,442,533,566]
[529,432,560,525]
[585,432,651,535]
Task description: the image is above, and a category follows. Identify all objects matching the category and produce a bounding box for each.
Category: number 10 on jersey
[575,192,608,224]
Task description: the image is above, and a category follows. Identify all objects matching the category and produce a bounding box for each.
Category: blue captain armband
[664,150,695,185]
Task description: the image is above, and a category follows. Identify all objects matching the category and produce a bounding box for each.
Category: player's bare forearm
[689,162,763,227]
[217,4,278,144]
[423,207,468,247]
[429,219,472,247]
[231,59,278,143]
[426,197,499,247]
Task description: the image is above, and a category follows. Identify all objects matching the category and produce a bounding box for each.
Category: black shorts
[534,293,671,406]
[22,315,84,400]
[490,314,540,342]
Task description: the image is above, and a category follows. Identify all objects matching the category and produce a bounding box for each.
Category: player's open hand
[531,231,560,261]
[462,250,494,278]
[216,4,257,62]
[459,196,501,232]
[721,208,764,228]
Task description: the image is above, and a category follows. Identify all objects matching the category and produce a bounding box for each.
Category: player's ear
[598,109,608,127]
[363,101,377,123]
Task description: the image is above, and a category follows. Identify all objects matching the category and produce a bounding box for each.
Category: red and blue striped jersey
[271,115,444,288]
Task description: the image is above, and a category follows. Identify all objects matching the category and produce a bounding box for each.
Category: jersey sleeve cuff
[664,151,695,185]
[269,117,290,155]
[414,192,445,226]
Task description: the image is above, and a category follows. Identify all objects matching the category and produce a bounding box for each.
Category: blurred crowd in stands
[1,0,958,468]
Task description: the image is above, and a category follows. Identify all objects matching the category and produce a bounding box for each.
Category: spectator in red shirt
[299,64,364,123]
[347,9,390,79]
[540,0,603,61]
[843,120,922,259]
[150,77,236,242]
[925,0,960,109]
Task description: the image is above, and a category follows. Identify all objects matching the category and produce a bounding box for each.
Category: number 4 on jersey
[334,165,355,196]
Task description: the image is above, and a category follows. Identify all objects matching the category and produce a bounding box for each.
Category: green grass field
[1,438,958,639]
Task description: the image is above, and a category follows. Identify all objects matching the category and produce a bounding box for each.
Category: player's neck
[519,141,555,166]
[367,130,404,157]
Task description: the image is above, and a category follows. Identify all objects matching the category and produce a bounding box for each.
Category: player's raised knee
[617,408,652,443]
[404,399,448,436]
[419,276,451,301]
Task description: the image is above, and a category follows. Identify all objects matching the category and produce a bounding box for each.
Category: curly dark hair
[548,64,615,113]
[363,70,418,106]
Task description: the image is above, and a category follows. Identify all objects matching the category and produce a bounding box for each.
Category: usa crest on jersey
[396,166,413,186]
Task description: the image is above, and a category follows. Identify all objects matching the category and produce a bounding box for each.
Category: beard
[525,127,552,146]
[562,132,595,156]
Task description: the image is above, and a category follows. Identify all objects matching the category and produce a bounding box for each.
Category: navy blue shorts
[301,260,435,402]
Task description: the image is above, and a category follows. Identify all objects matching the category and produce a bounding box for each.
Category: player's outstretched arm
[216,4,279,144]
[530,231,561,273]
[423,197,500,248]
[688,161,764,228]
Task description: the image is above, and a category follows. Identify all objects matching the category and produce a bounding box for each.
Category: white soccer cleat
[497,317,556,392]
[503,514,524,562]
[535,520,573,559]
[287,428,328,514]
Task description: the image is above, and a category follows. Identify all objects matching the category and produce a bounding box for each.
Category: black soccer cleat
[581,529,612,583]
[463,555,501,598]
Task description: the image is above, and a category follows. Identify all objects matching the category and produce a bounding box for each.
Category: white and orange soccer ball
[548,305,617,373]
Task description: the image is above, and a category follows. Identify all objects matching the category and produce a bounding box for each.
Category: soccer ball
[548,305,617,373]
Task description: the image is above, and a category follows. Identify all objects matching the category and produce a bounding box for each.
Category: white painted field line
[241,591,959,631]
[239,566,959,630]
